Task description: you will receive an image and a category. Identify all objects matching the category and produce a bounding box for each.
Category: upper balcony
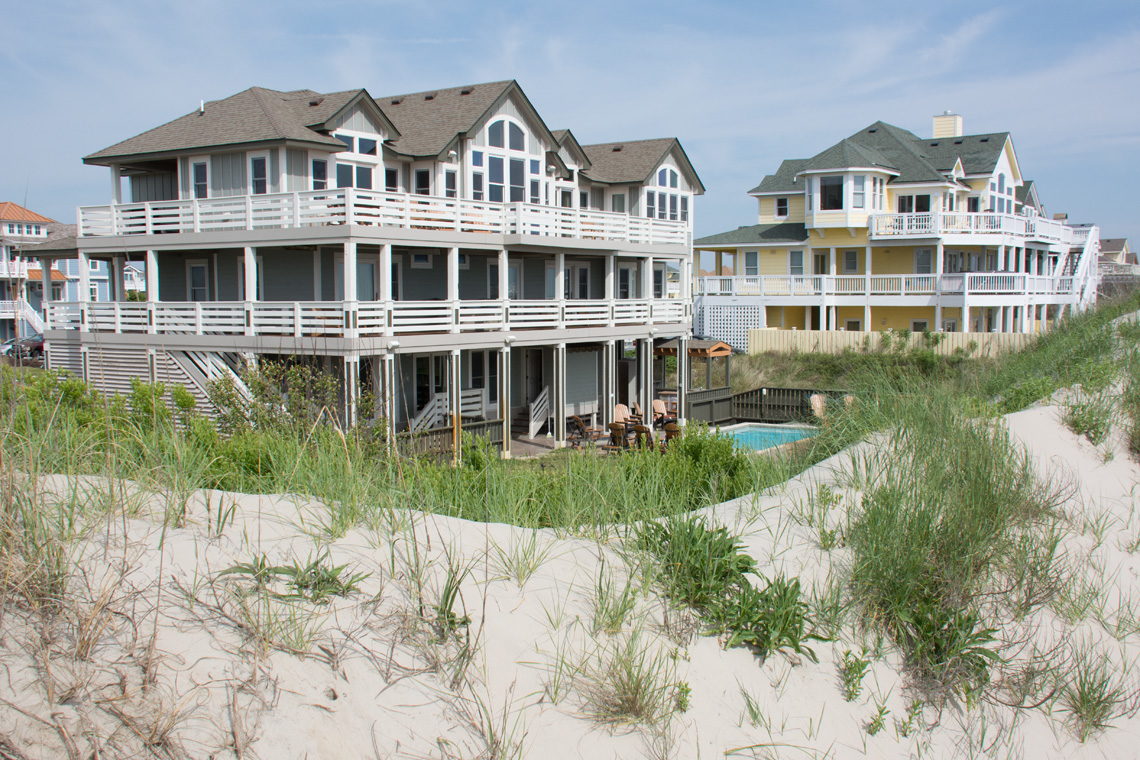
[696,273,1076,299]
[869,212,1080,245]
[44,296,689,341]
[78,189,690,247]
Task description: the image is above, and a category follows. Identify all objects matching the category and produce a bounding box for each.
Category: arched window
[997,174,1006,193]
[647,166,686,221]
[478,119,532,203]
[658,168,679,188]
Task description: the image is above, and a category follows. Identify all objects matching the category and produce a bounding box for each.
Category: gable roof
[581,138,705,192]
[377,80,558,159]
[550,129,591,171]
[0,202,54,223]
[85,87,394,165]
[919,131,1010,175]
[695,222,808,247]
[799,139,894,173]
[1100,238,1128,254]
[1016,179,1044,213]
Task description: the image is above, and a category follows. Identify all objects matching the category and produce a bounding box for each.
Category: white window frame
[186,259,209,301]
[247,151,270,195]
[744,251,760,276]
[788,250,804,276]
[914,248,933,274]
[189,156,210,199]
[843,250,858,274]
[845,319,862,332]
[911,320,930,333]
[775,197,788,217]
[409,252,433,269]
[852,176,865,209]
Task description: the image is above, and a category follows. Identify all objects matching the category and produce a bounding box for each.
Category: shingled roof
[84,87,376,164]
[750,121,1013,193]
[378,80,520,158]
[0,202,55,224]
[694,222,808,246]
[581,138,705,191]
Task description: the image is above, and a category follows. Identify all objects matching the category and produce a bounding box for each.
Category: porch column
[111,255,126,301]
[241,246,257,336]
[343,241,358,338]
[605,255,616,327]
[555,252,565,329]
[642,256,654,301]
[680,257,691,300]
[499,346,512,458]
[343,356,360,428]
[553,342,567,447]
[145,250,158,302]
[818,304,825,332]
[864,244,872,320]
[997,245,1006,272]
[935,241,944,275]
[864,304,872,331]
[449,349,462,463]
[640,337,653,420]
[447,246,460,333]
[379,244,393,336]
[828,247,836,276]
[961,304,970,333]
[381,352,397,449]
[76,251,90,332]
[829,306,837,331]
[110,165,122,204]
[677,335,689,423]
[602,340,616,425]
[39,258,51,325]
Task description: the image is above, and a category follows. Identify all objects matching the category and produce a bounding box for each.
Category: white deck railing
[0,261,31,278]
[0,299,45,332]
[869,212,1077,243]
[44,297,689,338]
[77,189,689,246]
[696,274,1076,298]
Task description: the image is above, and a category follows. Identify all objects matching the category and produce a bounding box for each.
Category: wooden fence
[747,329,1033,357]
[686,386,845,425]
[395,418,504,458]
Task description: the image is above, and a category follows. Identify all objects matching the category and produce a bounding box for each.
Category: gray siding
[211,152,246,197]
[268,150,281,194]
[157,252,186,300]
[330,104,384,134]
[320,248,336,300]
[522,256,548,299]
[179,157,190,198]
[286,149,308,192]
[130,173,178,202]
[215,251,240,301]
[401,254,446,300]
[458,254,491,299]
[567,349,598,405]
[260,249,318,300]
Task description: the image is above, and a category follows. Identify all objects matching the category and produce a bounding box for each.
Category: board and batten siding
[130,173,178,202]
[286,149,308,192]
[210,152,247,197]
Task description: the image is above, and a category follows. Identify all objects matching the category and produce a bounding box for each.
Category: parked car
[14,333,44,361]
[0,337,15,356]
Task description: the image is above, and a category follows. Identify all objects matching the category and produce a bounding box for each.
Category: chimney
[1053,212,1068,222]
[932,111,963,138]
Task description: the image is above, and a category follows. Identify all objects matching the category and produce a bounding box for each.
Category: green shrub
[1063,392,1114,445]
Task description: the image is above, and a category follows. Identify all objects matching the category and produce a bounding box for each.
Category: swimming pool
[720,423,817,452]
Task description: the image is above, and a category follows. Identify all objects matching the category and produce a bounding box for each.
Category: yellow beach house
[693,113,1099,349]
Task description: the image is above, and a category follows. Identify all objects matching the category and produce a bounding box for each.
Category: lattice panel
[697,303,766,351]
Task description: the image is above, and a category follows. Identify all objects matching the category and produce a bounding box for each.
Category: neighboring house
[693,113,1099,350]
[28,80,702,452]
[123,263,146,293]
[57,255,112,302]
[0,202,68,341]
[1099,238,1136,271]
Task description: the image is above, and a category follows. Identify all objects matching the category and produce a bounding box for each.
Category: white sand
[2,398,1138,758]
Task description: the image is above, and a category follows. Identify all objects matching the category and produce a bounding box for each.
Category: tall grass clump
[843,383,1066,695]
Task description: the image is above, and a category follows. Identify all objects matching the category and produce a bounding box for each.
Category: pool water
[722,424,817,452]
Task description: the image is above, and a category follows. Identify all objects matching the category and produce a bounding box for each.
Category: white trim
[247,151,270,195]
[185,258,209,301]
[409,251,432,269]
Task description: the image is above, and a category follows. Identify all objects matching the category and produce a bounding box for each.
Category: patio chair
[614,403,642,425]
[660,422,682,451]
[632,424,654,450]
[600,422,630,453]
[651,399,674,429]
[568,415,605,447]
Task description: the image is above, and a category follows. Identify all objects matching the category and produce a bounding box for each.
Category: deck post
[381,352,397,451]
[243,246,257,336]
[111,255,125,302]
[447,246,459,333]
[639,337,653,422]
[498,248,509,326]
[76,251,90,332]
[677,335,689,423]
[343,356,360,428]
[553,342,567,447]
[602,340,616,425]
[449,349,462,463]
[605,255,615,327]
[499,345,512,459]
[343,241,358,339]
[555,252,565,328]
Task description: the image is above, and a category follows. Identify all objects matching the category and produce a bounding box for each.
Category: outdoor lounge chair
[614,403,642,426]
[651,399,675,428]
[600,422,630,453]
[632,424,654,450]
[660,422,682,451]
[568,415,605,447]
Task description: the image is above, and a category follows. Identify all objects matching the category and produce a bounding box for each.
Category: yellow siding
[866,306,940,332]
[760,249,789,275]
[781,305,807,329]
[757,194,806,224]
[836,306,868,331]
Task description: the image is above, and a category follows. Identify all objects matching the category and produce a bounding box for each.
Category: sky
[2,0,1138,243]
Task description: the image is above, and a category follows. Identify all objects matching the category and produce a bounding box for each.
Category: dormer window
[358,138,377,156]
[487,119,525,151]
[335,134,354,152]
[776,197,788,217]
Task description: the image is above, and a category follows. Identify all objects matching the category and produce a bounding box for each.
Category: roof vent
[930,141,940,146]
[308,97,324,107]
[953,139,963,144]
[867,128,877,133]
[390,98,402,105]
[424,93,435,101]
[979,137,989,142]
[611,145,623,152]
[460,88,473,95]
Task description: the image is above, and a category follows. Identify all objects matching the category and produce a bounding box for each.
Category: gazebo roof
[655,338,733,358]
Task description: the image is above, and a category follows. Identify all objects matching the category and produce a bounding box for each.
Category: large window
[414,169,430,195]
[312,160,327,191]
[744,251,759,276]
[445,170,457,199]
[852,176,865,209]
[872,177,885,210]
[488,157,504,202]
[914,248,933,274]
[819,176,844,210]
[611,193,626,213]
[776,197,788,217]
[385,168,399,192]
[844,250,858,273]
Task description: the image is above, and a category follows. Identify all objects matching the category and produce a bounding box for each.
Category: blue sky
[3,0,1138,243]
